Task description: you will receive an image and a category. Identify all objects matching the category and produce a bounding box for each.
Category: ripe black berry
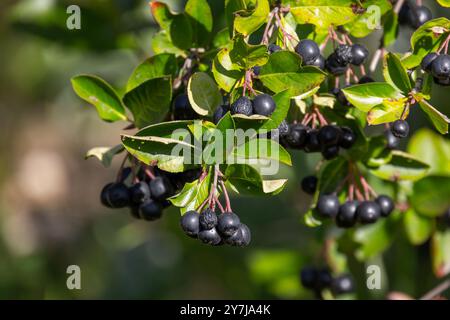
[305,54,325,70]
[173,94,196,120]
[336,201,358,228]
[253,94,276,116]
[225,223,251,247]
[213,105,229,124]
[285,124,308,149]
[408,5,432,28]
[100,183,114,208]
[431,54,450,79]
[421,53,439,72]
[149,176,172,200]
[316,268,333,290]
[331,274,354,295]
[385,130,400,149]
[105,182,130,208]
[334,45,353,66]
[268,43,281,54]
[198,227,222,246]
[295,39,320,64]
[339,127,356,149]
[217,212,241,237]
[139,200,163,221]
[322,145,340,160]
[180,211,200,238]
[129,181,151,204]
[350,44,369,66]
[239,224,251,247]
[356,201,381,224]
[433,76,450,86]
[199,208,218,230]
[300,267,317,289]
[304,129,321,153]
[316,194,340,218]
[301,175,318,195]
[318,125,342,146]
[252,66,261,76]
[359,75,375,84]
[391,120,409,138]
[326,53,348,75]
[230,96,253,116]
[375,195,395,217]
[278,120,290,138]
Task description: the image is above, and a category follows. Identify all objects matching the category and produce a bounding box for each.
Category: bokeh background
[0,0,448,299]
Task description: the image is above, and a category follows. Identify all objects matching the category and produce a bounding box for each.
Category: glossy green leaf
[383,9,398,47]
[437,0,450,7]
[403,209,434,245]
[170,170,211,214]
[259,50,303,74]
[367,98,408,125]
[187,72,222,116]
[71,74,127,122]
[212,47,245,92]
[418,100,450,134]
[230,35,269,69]
[383,53,412,94]
[410,175,450,218]
[431,229,450,278]
[85,144,125,167]
[260,90,292,130]
[151,30,186,56]
[233,0,270,36]
[123,76,172,128]
[185,0,213,48]
[232,138,292,166]
[345,0,392,38]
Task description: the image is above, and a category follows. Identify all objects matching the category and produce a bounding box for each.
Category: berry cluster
[421,53,450,87]
[295,39,325,70]
[180,210,251,247]
[281,124,356,160]
[399,2,432,29]
[100,166,201,221]
[325,44,369,76]
[224,94,277,118]
[316,193,395,227]
[300,267,354,296]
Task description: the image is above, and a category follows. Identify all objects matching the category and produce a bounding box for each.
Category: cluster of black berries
[325,44,369,76]
[180,210,251,247]
[100,167,201,221]
[295,39,325,70]
[421,53,450,86]
[301,267,354,296]
[399,2,432,29]
[281,124,356,160]
[315,193,395,227]
[214,94,276,121]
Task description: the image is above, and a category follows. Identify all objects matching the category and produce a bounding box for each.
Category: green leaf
[407,128,450,175]
[185,0,213,48]
[212,47,245,92]
[232,138,292,166]
[383,10,398,47]
[363,136,393,168]
[260,89,292,130]
[136,120,195,138]
[170,170,211,214]
[431,229,450,278]
[437,0,450,7]
[259,50,302,74]
[127,54,178,92]
[121,134,196,173]
[287,0,357,30]
[418,100,450,134]
[123,76,172,128]
[213,28,231,48]
[187,72,222,116]
[402,18,450,69]
[230,35,269,69]
[71,75,127,122]
[151,30,186,57]
[259,66,326,96]
[345,0,392,38]
[233,0,270,36]
[342,82,404,112]
[85,144,125,167]
[303,209,322,227]
[150,1,174,31]
[367,98,408,125]
[403,209,434,245]
[369,150,430,181]
[410,175,450,218]
[383,53,412,94]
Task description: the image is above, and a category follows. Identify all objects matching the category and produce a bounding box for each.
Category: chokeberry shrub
[72,0,450,299]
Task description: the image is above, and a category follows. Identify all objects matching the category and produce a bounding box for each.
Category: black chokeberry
[336,201,358,228]
[253,94,276,116]
[433,76,450,86]
[198,227,222,246]
[339,127,356,149]
[391,120,409,138]
[359,75,375,84]
[129,181,151,204]
[239,224,251,247]
[322,145,340,160]
[217,212,241,237]
[316,194,340,218]
[408,5,432,28]
[213,105,229,124]
[278,120,290,138]
[149,176,172,200]
[304,129,321,153]
[331,274,354,295]
[375,195,395,217]
[173,94,197,120]
[356,201,381,224]
[199,208,218,230]
[139,199,163,221]
[431,54,450,79]
[300,267,317,289]
[268,43,281,54]
[230,96,253,116]
[326,53,348,75]
[318,125,342,146]
[316,268,333,290]
[180,211,200,238]
[295,39,320,64]
[334,88,350,106]
[350,44,369,66]
[225,223,251,247]
[385,130,400,149]
[286,123,308,149]
[421,53,439,72]
[105,182,130,208]
[305,54,325,70]
[334,45,353,66]
[100,183,114,208]
[301,175,318,195]
[252,66,261,76]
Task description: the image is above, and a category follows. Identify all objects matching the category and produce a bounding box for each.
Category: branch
[420,279,450,300]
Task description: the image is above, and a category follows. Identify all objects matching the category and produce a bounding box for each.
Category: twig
[220,179,232,212]
[116,154,129,183]
[420,279,450,300]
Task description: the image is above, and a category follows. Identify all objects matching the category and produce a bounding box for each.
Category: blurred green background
[0,0,448,299]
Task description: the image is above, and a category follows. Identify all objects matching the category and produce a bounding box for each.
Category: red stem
[220,179,232,212]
